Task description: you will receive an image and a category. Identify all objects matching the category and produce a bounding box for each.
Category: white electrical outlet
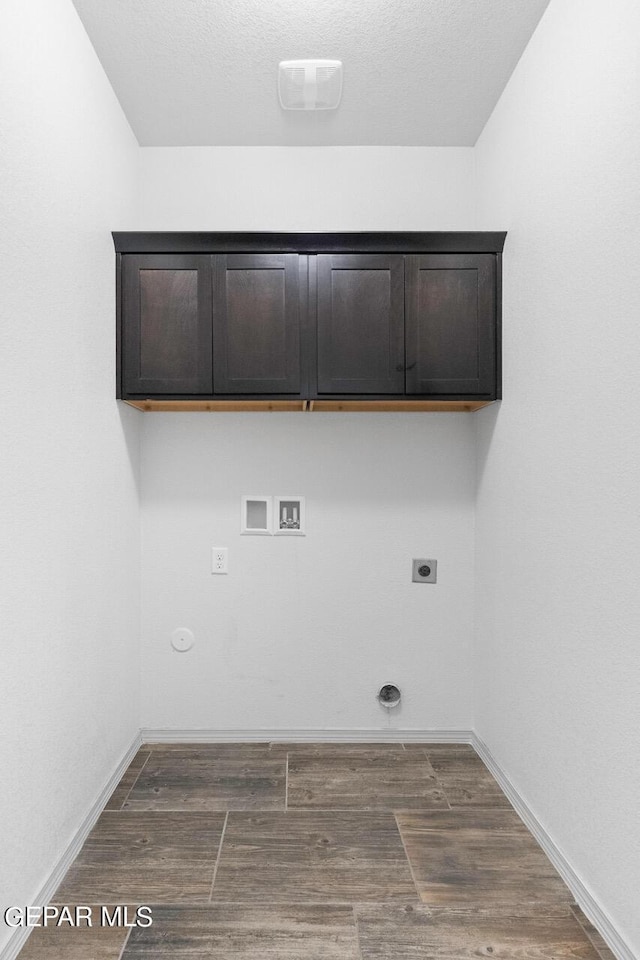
[212,547,228,574]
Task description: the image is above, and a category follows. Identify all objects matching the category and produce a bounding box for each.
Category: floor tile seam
[285,752,289,810]
[427,903,576,917]
[233,806,447,814]
[97,810,229,817]
[350,901,575,917]
[570,909,617,960]
[283,806,452,814]
[49,899,224,907]
[108,900,397,907]
[93,804,527,818]
[209,870,424,881]
[61,856,222,868]
[118,805,286,813]
[208,812,229,902]
[570,913,613,955]
[103,756,150,811]
[46,898,578,911]
[352,903,366,960]
[587,932,619,960]
[392,812,423,903]
[153,899,420,905]
[207,898,420,906]
[287,763,449,775]
[134,754,275,763]
[286,780,447,791]
[120,752,153,808]
[285,758,411,764]
[286,800,469,811]
[115,926,133,960]
[393,816,545,834]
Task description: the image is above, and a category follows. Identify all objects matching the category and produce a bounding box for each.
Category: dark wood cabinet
[122,254,213,395]
[405,255,496,396]
[316,255,404,394]
[114,233,505,410]
[212,254,303,394]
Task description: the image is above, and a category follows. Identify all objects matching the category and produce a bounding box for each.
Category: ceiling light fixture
[278,59,343,111]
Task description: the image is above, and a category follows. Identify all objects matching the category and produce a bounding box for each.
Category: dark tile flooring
[17,743,615,959]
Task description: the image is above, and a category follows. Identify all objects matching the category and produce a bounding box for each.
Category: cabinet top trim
[112,231,506,255]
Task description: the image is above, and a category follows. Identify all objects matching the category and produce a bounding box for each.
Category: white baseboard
[140,727,474,744]
[0,732,142,960]
[471,734,636,960]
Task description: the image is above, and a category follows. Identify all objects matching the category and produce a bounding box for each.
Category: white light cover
[278,59,343,111]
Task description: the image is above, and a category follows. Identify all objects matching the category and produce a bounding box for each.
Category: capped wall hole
[171,627,195,653]
[377,683,401,708]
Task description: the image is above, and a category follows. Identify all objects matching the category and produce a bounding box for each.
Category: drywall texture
[136,146,475,231]
[0,0,139,949]
[141,414,476,731]
[71,0,550,146]
[474,0,640,953]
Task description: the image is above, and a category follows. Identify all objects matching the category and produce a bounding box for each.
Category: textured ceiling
[71,0,551,146]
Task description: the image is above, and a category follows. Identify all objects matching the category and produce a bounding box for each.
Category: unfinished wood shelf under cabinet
[124,399,491,412]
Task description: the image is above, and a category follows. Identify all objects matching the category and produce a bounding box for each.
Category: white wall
[137,146,475,230]
[0,0,139,948]
[138,145,477,733]
[141,413,475,731]
[474,0,640,953]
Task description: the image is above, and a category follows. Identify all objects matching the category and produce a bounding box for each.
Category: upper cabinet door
[122,255,213,395]
[212,254,302,395]
[405,255,496,396]
[316,255,405,394]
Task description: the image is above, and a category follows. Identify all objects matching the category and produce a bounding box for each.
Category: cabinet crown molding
[113,231,507,255]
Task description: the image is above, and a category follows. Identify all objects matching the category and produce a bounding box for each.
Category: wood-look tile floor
[17,743,615,959]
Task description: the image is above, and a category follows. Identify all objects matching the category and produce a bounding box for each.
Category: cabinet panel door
[316,255,404,394]
[122,255,213,395]
[212,254,302,395]
[405,255,496,396]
